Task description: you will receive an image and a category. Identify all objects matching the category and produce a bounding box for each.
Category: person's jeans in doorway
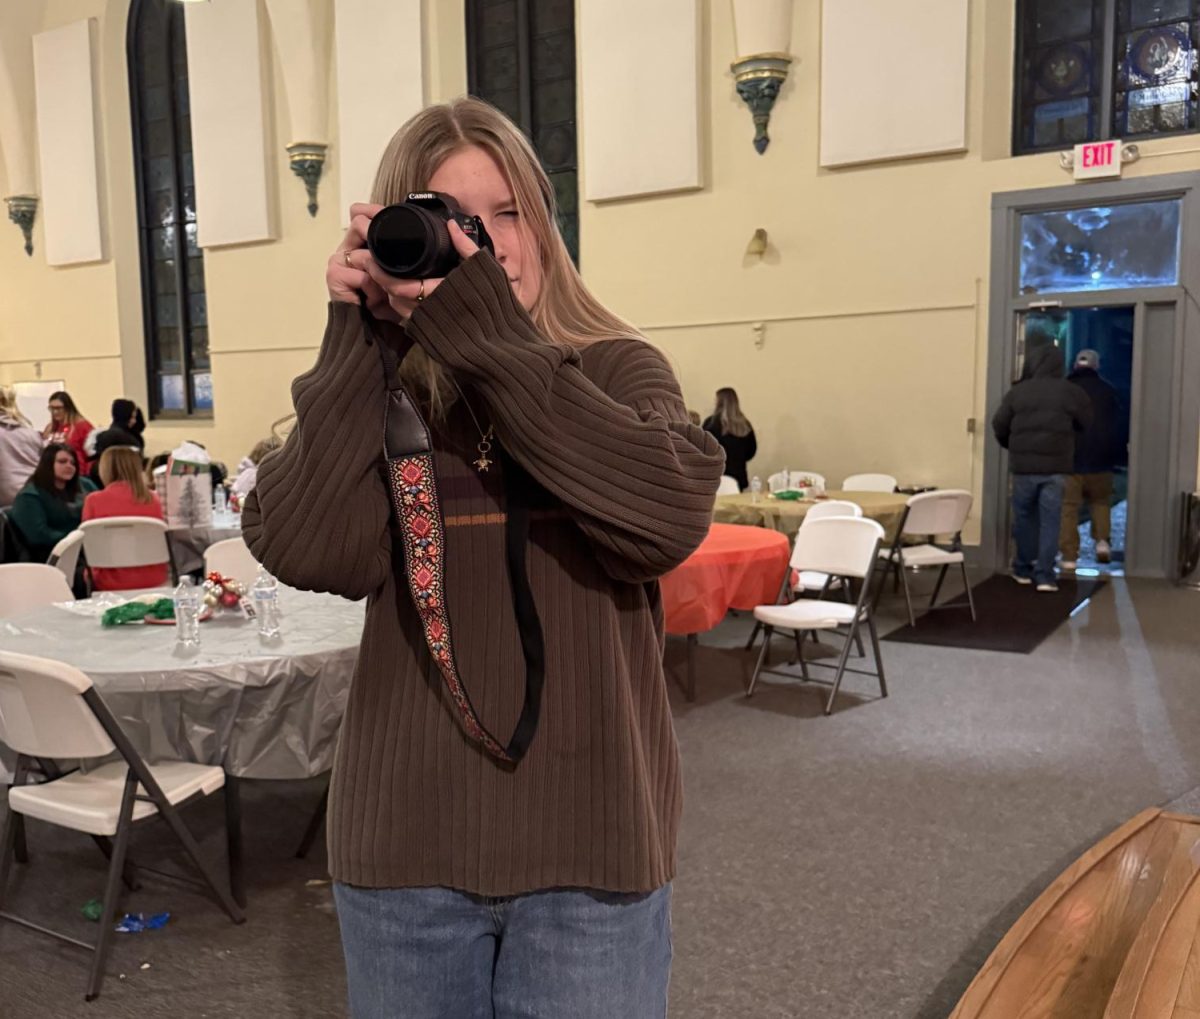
[1059,471,1114,561]
[333,882,672,1019]
[1011,473,1065,585]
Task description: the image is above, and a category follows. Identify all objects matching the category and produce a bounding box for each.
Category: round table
[713,489,909,542]
[0,586,364,779]
[659,523,790,700]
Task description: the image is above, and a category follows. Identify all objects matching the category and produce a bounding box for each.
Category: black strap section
[499,453,546,761]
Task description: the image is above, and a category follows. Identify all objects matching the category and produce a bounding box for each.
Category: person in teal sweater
[10,442,95,561]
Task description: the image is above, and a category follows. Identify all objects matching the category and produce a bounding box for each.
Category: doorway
[985,173,1200,580]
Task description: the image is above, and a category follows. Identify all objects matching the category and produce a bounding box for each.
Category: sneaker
[1013,574,1033,586]
[1096,540,1112,563]
[1060,560,1077,571]
[1036,583,1059,593]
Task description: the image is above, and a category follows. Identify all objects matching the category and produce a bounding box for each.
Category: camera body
[366,192,494,279]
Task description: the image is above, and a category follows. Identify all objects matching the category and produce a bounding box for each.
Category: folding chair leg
[790,630,804,665]
[961,562,977,621]
[824,622,859,716]
[85,770,138,1002]
[296,782,330,860]
[929,564,949,609]
[798,634,810,681]
[746,626,773,697]
[744,621,762,651]
[225,776,245,909]
[13,815,27,865]
[867,614,888,699]
[90,835,140,892]
[0,805,18,914]
[900,562,916,628]
[842,582,865,657]
[154,797,244,925]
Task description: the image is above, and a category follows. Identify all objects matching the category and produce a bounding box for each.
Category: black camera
[366,192,494,278]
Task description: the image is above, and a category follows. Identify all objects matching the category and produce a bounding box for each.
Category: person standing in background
[992,330,1092,592]
[1059,349,1126,569]
[42,390,94,474]
[703,388,755,490]
[88,398,147,486]
[0,386,43,506]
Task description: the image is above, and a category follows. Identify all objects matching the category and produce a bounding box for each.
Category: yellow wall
[1,0,1198,545]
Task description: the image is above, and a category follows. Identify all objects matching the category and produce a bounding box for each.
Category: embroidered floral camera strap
[361,299,545,767]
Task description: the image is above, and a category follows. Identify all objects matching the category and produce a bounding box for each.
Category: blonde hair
[99,447,152,503]
[371,96,639,419]
[0,386,31,426]
[713,388,752,438]
[249,436,282,464]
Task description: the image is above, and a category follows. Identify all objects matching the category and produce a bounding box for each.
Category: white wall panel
[32,20,102,265]
[820,0,969,167]
[334,0,423,220]
[185,0,274,246]
[579,0,702,201]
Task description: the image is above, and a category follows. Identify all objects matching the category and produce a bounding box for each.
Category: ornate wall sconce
[287,141,327,217]
[5,195,38,256]
[731,0,795,154]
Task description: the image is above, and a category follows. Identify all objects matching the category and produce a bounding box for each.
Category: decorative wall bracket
[732,54,792,154]
[5,195,38,256]
[287,142,327,217]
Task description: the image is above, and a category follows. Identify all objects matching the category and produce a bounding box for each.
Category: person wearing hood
[0,386,43,506]
[1060,350,1126,569]
[992,328,1092,591]
[88,398,147,486]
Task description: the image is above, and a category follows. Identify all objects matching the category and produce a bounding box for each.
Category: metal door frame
[984,172,1200,578]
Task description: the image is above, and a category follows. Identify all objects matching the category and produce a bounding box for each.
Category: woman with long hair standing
[0,386,42,506]
[9,442,95,561]
[42,390,94,473]
[243,97,723,1018]
[82,447,167,590]
[703,387,758,490]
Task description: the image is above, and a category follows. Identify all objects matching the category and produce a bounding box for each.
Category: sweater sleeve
[11,489,65,551]
[405,252,725,583]
[241,303,392,600]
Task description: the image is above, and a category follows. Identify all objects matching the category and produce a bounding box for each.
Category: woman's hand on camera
[359,220,480,322]
[328,203,398,322]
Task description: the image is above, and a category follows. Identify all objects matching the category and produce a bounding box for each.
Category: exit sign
[1073,139,1123,180]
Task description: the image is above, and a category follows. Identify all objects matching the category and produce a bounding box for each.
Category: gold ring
[416,279,425,303]
[343,249,353,268]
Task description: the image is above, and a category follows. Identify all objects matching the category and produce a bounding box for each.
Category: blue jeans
[333,883,672,1019]
[1011,473,1065,585]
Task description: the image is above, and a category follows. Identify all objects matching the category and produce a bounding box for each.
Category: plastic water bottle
[213,484,227,516]
[782,466,790,491]
[750,476,762,503]
[252,566,281,638]
[173,576,201,647]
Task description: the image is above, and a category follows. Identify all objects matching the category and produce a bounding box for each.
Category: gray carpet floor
[2,573,1199,1018]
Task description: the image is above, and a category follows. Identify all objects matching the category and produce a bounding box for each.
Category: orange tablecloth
[661,523,790,635]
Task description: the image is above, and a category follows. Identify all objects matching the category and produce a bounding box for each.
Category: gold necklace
[451,380,496,472]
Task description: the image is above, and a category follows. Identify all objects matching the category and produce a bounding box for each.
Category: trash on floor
[115,912,170,933]
[81,898,104,922]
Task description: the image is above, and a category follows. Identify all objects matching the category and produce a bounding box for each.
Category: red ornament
[220,590,241,608]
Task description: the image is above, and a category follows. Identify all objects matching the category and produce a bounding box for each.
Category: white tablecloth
[0,586,364,778]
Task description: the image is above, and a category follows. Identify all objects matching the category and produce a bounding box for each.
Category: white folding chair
[842,473,898,493]
[0,563,73,618]
[715,475,741,496]
[0,651,244,1001]
[747,517,887,715]
[204,537,260,582]
[79,517,172,583]
[48,529,85,586]
[875,489,975,627]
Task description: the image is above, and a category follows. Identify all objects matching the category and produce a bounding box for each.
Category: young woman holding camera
[243,97,723,1017]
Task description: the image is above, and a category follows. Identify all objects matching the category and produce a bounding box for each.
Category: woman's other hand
[328,203,396,321]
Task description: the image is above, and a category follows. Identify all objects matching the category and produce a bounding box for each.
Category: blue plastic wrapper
[114,911,170,933]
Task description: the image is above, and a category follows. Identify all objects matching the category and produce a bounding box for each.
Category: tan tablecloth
[713,489,909,541]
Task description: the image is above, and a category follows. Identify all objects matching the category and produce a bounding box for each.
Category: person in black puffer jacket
[992,333,1092,590]
[1059,350,1126,569]
[88,399,146,487]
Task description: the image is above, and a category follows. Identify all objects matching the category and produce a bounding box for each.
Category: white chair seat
[882,543,964,567]
[8,759,225,837]
[793,570,843,592]
[753,600,858,630]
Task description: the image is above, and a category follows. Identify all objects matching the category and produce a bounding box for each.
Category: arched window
[466,0,579,264]
[127,0,212,418]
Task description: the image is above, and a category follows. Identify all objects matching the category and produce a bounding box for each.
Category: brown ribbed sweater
[243,251,724,895]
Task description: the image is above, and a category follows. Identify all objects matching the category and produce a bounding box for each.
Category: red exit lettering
[1082,141,1116,167]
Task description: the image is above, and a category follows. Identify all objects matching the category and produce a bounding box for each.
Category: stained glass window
[466,0,580,264]
[1018,199,1182,293]
[1014,0,1200,154]
[129,0,212,418]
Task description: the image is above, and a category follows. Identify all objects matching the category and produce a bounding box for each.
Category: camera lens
[367,205,441,277]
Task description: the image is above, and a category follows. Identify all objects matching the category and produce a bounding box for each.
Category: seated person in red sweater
[83,446,169,591]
